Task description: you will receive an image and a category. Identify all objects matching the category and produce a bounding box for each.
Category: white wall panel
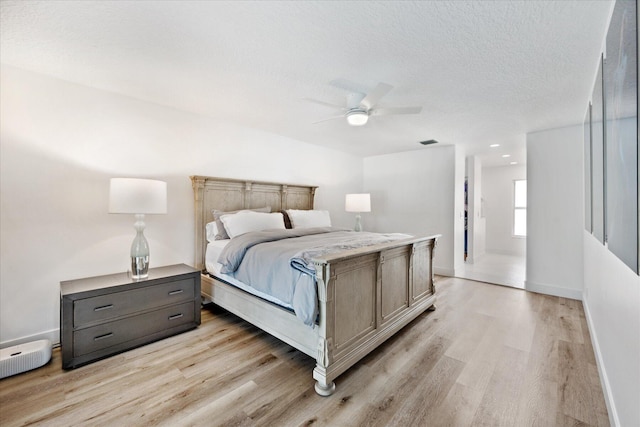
[526,125,584,299]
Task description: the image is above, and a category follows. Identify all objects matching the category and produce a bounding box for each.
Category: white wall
[482,164,527,256]
[526,125,584,299]
[0,65,363,347]
[363,145,457,275]
[583,235,640,427]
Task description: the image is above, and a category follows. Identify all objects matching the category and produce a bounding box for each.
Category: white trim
[435,266,456,276]
[583,296,619,427]
[524,280,582,300]
[1,328,59,349]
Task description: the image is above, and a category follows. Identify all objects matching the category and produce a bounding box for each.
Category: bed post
[312,261,336,396]
[281,184,288,210]
[244,181,252,207]
[191,176,206,271]
[429,237,438,309]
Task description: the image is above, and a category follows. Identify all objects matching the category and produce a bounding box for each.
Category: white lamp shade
[109,178,167,214]
[345,193,371,213]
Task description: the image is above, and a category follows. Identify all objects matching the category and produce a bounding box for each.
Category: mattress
[205,240,294,310]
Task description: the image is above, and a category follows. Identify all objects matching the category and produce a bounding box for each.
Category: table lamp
[345,193,371,232]
[109,178,167,279]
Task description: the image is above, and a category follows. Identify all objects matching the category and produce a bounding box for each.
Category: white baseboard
[0,329,60,349]
[434,266,455,276]
[582,297,619,427]
[524,280,582,300]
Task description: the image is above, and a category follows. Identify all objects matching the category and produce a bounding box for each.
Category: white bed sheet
[205,240,294,310]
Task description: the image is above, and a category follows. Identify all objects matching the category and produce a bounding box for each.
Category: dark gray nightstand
[60,264,201,369]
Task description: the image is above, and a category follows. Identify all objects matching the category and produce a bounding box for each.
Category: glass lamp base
[130,255,149,280]
[130,214,150,280]
[354,214,363,232]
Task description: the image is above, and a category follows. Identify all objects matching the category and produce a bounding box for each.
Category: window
[514,180,527,237]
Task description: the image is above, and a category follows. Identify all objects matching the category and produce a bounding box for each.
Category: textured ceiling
[0,1,613,166]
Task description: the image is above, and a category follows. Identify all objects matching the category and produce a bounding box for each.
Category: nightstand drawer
[73,301,195,357]
[74,278,195,327]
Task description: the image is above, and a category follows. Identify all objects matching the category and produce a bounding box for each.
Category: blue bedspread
[217,227,411,326]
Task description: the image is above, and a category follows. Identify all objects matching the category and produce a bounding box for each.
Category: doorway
[459,157,526,289]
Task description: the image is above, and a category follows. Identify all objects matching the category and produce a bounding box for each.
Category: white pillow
[205,221,219,243]
[286,209,332,229]
[220,211,285,238]
[212,206,271,240]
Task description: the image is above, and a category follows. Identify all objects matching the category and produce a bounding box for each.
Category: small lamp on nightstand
[109,178,167,279]
[345,193,371,232]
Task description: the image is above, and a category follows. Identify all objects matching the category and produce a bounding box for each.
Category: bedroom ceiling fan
[305,80,423,126]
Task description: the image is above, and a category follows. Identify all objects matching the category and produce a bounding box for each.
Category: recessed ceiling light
[510,161,518,165]
[490,144,500,148]
[502,154,511,158]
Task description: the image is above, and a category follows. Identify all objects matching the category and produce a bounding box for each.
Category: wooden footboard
[311,236,437,395]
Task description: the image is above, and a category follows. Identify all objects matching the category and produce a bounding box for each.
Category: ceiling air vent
[419,139,438,145]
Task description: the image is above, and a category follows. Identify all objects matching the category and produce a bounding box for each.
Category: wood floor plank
[386,354,465,426]
[455,316,508,392]
[503,296,538,353]
[444,311,492,362]
[431,381,484,427]
[514,305,560,426]
[349,334,453,427]
[471,345,530,426]
[172,380,259,427]
[0,277,610,427]
[558,340,601,426]
[514,353,559,426]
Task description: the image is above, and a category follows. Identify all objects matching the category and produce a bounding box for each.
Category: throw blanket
[289,232,412,276]
[217,228,411,326]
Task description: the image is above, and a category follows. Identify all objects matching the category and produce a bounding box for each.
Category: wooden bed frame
[191,176,438,396]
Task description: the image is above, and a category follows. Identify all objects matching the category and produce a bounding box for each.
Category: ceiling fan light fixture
[346,110,369,126]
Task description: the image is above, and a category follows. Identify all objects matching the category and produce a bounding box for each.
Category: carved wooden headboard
[190,176,317,270]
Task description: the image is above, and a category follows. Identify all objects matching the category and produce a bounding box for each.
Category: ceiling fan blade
[312,115,346,124]
[329,78,368,94]
[302,98,346,110]
[370,106,423,116]
[360,83,393,110]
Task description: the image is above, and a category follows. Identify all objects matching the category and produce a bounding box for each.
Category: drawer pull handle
[94,304,114,312]
[168,290,184,296]
[94,333,113,341]
[168,313,184,320]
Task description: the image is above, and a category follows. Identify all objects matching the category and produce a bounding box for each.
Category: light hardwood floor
[0,277,609,426]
